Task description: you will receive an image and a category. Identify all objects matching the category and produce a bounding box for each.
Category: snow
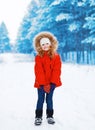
[77,2,84,6]
[51,0,66,6]
[0,53,95,130]
[56,13,71,21]
[68,23,78,32]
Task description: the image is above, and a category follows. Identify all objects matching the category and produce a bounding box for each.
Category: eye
[46,43,49,45]
[42,43,45,46]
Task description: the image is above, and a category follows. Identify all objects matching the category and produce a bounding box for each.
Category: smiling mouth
[44,47,48,49]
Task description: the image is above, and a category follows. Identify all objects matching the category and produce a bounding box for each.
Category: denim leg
[36,86,45,110]
[46,83,55,110]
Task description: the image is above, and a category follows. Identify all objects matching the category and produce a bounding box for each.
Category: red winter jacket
[34,52,62,88]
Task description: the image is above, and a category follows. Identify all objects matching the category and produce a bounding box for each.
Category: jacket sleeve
[50,54,62,86]
[34,56,46,86]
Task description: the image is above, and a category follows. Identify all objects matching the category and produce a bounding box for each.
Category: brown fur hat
[33,31,58,58]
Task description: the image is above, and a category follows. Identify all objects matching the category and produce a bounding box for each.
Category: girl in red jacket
[34,31,62,125]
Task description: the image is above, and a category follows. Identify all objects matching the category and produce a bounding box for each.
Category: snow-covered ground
[0,53,95,130]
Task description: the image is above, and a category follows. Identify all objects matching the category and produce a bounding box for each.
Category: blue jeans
[36,83,55,110]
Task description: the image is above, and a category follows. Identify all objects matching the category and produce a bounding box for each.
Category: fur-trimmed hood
[33,31,58,58]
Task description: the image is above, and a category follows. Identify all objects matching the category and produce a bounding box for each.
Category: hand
[44,84,50,93]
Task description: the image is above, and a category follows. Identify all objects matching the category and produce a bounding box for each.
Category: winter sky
[0,0,39,44]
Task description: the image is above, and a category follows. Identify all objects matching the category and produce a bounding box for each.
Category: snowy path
[0,54,95,130]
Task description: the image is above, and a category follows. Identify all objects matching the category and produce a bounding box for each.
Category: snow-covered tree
[16,1,39,53]
[0,22,11,53]
[82,0,95,46]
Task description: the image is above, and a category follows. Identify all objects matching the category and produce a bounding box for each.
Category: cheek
[41,46,45,49]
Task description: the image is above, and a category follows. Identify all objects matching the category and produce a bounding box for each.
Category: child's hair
[33,31,58,58]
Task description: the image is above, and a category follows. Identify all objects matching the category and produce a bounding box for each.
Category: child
[33,31,62,125]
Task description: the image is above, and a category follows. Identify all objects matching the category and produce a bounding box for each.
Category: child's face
[41,42,51,51]
[40,38,51,51]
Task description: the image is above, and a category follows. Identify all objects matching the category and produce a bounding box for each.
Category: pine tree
[82,0,95,46]
[16,0,39,53]
[0,22,11,53]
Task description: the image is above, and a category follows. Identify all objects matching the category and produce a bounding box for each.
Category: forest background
[0,0,95,65]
